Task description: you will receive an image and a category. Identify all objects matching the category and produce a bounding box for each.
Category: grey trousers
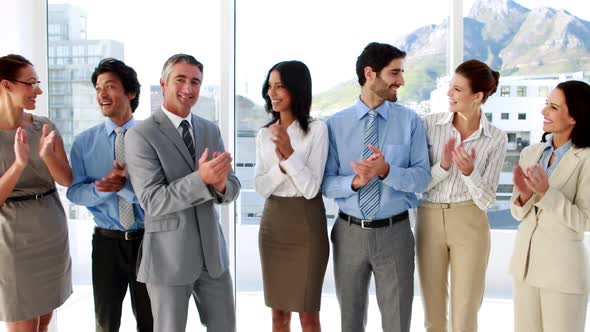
[146,269,235,332]
[331,216,415,332]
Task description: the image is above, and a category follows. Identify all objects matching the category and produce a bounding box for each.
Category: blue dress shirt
[66,118,145,231]
[539,134,573,177]
[322,98,432,219]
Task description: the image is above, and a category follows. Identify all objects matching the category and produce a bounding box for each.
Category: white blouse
[255,119,328,199]
[422,111,507,210]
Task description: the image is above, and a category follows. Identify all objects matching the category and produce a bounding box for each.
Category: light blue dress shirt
[539,134,573,177]
[66,118,145,231]
[322,98,432,219]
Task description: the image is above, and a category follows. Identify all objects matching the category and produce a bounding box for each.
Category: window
[501,113,509,120]
[518,113,526,120]
[538,86,549,97]
[47,1,222,330]
[500,86,510,97]
[485,112,492,122]
[517,86,527,97]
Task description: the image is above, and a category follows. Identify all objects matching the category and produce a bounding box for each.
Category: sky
[48,0,589,116]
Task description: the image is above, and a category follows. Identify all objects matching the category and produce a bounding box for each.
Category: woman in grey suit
[510,80,590,332]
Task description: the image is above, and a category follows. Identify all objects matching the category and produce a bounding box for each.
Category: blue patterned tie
[359,110,380,219]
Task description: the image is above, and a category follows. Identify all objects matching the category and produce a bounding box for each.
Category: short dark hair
[161,54,203,83]
[356,42,406,87]
[0,54,33,82]
[91,58,141,112]
[455,59,500,104]
[541,80,590,148]
[261,60,312,134]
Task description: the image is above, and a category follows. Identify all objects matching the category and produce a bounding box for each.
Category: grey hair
[160,54,203,83]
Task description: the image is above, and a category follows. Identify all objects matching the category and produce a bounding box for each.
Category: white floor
[0,285,522,331]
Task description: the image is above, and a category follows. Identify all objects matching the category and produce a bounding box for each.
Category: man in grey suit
[125,54,239,332]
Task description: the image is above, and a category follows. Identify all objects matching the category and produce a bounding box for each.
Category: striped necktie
[114,127,135,229]
[180,120,196,161]
[359,110,380,219]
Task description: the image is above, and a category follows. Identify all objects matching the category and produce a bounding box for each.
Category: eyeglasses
[11,80,41,89]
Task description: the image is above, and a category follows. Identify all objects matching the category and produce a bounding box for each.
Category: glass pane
[47,1,221,330]
[235,0,449,329]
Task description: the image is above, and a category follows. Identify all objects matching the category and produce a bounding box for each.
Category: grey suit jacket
[510,143,590,294]
[125,109,240,286]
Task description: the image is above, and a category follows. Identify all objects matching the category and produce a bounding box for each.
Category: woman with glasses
[255,60,329,332]
[0,54,72,332]
[510,80,590,332]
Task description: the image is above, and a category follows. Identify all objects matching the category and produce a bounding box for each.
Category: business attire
[0,115,72,322]
[66,117,153,332]
[125,106,240,332]
[255,119,329,312]
[417,112,507,332]
[510,135,590,332]
[322,99,431,332]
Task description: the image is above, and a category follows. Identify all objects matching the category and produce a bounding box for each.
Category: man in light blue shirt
[66,58,153,332]
[322,42,431,332]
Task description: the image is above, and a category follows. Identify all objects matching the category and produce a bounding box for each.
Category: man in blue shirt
[322,42,431,332]
[66,58,153,332]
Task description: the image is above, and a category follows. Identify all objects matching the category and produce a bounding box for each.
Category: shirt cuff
[280,154,305,175]
[461,167,484,188]
[431,163,450,182]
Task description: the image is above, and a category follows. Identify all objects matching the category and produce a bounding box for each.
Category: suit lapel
[548,147,581,190]
[523,144,545,168]
[154,110,196,171]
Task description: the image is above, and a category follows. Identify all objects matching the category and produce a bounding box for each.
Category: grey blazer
[125,109,240,285]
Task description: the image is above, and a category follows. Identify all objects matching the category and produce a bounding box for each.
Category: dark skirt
[258,194,329,312]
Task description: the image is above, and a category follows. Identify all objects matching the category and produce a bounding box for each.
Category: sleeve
[210,125,241,204]
[321,119,357,199]
[462,133,508,210]
[534,153,590,232]
[380,114,432,193]
[254,129,289,199]
[280,122,329,199]
[66,136,114,207]
[510,146,536,220]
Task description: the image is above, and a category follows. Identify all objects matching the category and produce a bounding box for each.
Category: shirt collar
[161,105,192,130]
[435,111,492,138]
[542,134,573,157]
[104,117,136,136]
[354,97,390,121]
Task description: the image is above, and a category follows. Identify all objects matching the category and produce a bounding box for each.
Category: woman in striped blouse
[417,59,507,332]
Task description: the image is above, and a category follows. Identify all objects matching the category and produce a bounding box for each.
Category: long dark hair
[541,80,590,148]
[261,60,312,134]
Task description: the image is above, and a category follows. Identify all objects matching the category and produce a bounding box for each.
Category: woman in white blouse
[255,60,329,332]
[417,59,507,332]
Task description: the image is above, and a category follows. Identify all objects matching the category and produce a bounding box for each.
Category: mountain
[500,7,590,75]
[312,0,590,112]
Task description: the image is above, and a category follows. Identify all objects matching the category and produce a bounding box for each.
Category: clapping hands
[512,164,549,205]
[351,145,390,190]
[198,148,233,193]
[440,137,476,176]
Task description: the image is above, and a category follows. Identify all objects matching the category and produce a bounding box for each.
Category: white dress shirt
[161,105,194,142]
[255,119,328,199]
[422,111,507,210]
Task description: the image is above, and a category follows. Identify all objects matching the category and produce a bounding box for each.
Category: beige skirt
[258,194,329,312]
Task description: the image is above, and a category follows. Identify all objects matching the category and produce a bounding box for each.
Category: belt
[4,188,57,203]
[420,200,476,209]
[94,227,144,241]
[338,210,409,229]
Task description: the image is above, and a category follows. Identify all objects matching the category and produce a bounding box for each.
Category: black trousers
[92,232,153,332]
